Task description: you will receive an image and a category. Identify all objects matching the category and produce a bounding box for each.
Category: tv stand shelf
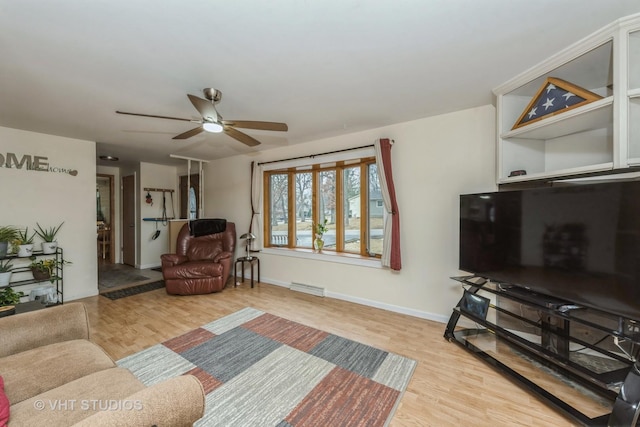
[445,277,640,426]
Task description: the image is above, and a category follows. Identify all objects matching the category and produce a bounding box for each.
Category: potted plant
[35,222,64,254]
[30,257,71,282]
[0,226,18,259]
[0,260,13,287]
[12,228,36,257]
[0,287,24,317]
[313,218,329,252]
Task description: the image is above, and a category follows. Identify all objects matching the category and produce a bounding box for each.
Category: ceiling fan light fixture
[116,89,287,145]
[202,121,223,133]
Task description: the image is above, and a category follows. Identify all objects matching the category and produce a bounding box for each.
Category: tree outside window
[264,157,381,258]
[269,173,288,246]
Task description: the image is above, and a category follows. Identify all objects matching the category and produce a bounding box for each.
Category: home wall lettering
[0,152,78,176]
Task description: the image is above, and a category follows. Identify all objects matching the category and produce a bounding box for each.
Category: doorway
[96,174,114,263]
[122,174,136,266]
[180,174,200,219]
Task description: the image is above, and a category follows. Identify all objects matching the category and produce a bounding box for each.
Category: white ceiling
[2,1,640,167]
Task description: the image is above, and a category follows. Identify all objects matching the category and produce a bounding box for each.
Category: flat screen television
[459,180,640,321]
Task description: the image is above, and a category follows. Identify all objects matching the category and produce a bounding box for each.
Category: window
[368,163,382,256]
[268,173,289,246]
[343,166,360,254]
[295,171,312,248]
[264,157,382,257]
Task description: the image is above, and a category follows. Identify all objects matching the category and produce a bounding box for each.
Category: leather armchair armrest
[161,254,189,267]
[213,251,232,263]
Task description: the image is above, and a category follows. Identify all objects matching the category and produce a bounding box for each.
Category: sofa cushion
[0,302,90,359]
[9,367,145,427]
[75,375,205,427]
[0,339,115,405]
[187,239,223,262]
[0,376,9,427]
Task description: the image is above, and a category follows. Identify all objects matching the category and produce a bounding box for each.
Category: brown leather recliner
[161,221,236,295]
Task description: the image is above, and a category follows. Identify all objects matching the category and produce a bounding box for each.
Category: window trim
[261,247,382,268]
[263,155,381,259]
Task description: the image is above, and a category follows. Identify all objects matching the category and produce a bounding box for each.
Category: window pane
[269,173,288,246]
[319,170,336,249]
[264,159,382,257]
[188,187,197,220]
[343,166,361,253]
[295,172,313,248]
[368,163,383,255]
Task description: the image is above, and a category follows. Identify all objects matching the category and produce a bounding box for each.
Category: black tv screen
[459,180,640,321]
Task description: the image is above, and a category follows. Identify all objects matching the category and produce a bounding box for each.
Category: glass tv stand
[445,276,640,426]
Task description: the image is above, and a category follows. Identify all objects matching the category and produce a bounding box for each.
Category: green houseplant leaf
[0,226,19,243]
[29,257,71,283]
[0,260,13,273]
[0,287,24,306]
[35,222,64,242]
[13,227,36,245]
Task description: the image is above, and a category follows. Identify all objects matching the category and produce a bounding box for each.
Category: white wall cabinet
[494,14,640,184]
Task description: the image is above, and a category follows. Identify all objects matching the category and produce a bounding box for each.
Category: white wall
[203,105,497,321]
[138,162,178,268]
[0,127,98,301]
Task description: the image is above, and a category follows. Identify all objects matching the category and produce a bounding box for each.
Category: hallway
[98,262,163,293]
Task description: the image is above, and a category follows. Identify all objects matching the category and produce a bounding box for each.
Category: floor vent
[290,282,326,297]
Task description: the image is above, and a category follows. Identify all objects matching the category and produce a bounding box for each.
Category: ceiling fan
[116,88,288,147]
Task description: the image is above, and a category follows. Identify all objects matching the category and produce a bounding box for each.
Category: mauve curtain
[249,161,264,250]
[374,138,401,270]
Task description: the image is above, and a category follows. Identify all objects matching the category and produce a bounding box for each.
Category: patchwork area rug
[118,307,417,426]
[101,280,165,300]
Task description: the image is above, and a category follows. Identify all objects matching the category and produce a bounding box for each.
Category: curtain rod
[257,141,394,166]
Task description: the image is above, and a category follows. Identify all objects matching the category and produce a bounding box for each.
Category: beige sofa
[0,303,205,426]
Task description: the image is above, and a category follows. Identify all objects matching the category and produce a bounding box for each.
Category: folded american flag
[512,77,602,129]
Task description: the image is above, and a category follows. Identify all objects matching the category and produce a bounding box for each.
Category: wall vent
[290,282,326,297]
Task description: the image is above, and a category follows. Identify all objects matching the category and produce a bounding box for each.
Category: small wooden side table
[234,256,260,288]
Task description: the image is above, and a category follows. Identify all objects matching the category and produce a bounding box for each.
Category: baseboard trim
[290,282,326,297]
[138,263,162,270]
[263,276,448,324]
[66,288,99,301]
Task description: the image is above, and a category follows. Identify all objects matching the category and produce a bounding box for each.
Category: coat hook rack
[143,187,175,193]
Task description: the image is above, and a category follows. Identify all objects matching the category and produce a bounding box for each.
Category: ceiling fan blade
[116,111,192,122]
[222,120,288,132]
[187,94,218,122]
[224,127,261,147]
[173,126,204,140]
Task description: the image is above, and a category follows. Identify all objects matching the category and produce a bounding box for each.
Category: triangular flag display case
[495,14,640,184]
[512,77,603,130]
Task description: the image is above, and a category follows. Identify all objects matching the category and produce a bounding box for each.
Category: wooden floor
[78,281,585,426]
